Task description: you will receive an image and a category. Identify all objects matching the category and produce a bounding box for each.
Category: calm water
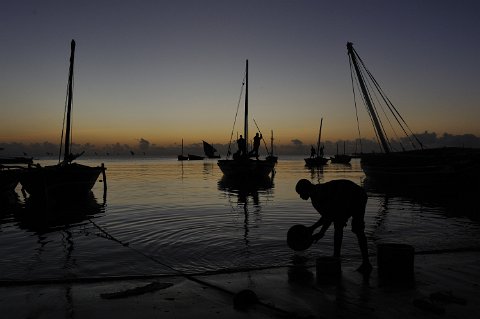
[1,156,479,281]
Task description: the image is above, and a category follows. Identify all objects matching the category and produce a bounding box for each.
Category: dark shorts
[333,203,366,234]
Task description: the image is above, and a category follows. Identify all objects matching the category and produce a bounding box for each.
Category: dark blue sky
[1,0,479,147]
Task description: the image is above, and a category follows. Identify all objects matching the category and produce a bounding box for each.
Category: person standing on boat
[295,178,372,274]
[310,145,316,158]
[237,135,246,158]
[252,133,262,159]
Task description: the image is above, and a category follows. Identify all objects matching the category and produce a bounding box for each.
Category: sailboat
[187,153,204,160]
[347,42,480,184]
[203,140,221,158]
[177,139,188,161]
[217,60,276,179]
[330,142,351,164]
[265,130,278,163]
[20,40,105,201]
[304,118,329,166]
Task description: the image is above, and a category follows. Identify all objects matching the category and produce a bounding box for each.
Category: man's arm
[312,220,332,242]
[309,217,324,231]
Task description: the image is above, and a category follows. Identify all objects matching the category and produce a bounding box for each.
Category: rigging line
[364,66,414,149]
[252,118,270,154]
[363,70,403,150]
[367,66,419,140]
[349,57,363,153]
[358,50,421,149]
[352,61,386,150]
[227,72,246,158]
[353,49,394,149]
[357,62,395,150]
[87,217,292,317]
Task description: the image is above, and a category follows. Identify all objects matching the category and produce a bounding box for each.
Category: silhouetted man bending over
[295,178,372,274]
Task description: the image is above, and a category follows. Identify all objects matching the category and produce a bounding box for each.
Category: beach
[1,249,480,318]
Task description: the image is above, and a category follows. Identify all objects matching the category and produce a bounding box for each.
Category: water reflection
[305,166,324,183]
[14,192,105,234]
[217,175,274,209]
[218,176,274,248]
[363,177,480,221]
[0,190,21,224]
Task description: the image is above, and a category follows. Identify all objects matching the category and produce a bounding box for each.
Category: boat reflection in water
[218,175,274,247]
[14,192,105,233]
[363,176,480,222]
[218,175,274,210]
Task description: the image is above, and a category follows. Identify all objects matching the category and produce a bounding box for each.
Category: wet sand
[1,249,479,318]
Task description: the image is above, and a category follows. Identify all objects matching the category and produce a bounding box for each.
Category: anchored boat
[217,60,276,179]
[20,40,106,201]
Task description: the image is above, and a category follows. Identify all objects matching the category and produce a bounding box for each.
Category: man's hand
[312,232,324,243]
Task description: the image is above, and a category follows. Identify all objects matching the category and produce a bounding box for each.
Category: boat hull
[20,163,102,199]
[304,156,329,166]
[217,159,275,179]
[330,154,352,164]
[188,154,204,160]
[0,169,21,193]
[360,147,480,185]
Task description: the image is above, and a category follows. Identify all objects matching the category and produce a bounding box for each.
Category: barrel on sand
[287,224,341,283]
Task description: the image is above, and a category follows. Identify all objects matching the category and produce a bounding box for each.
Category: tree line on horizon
[1,131,480,158]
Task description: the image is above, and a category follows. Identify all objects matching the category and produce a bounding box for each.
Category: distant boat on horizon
[265,130,278,163]
[347,41,480,184]
[20,40,105,202]
[178,139,188,161]
[187,154,205,161]
[304,118,329,167]
[330,142,351,164]
[203,140,221,159]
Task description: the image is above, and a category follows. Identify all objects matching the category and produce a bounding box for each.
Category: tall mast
[347,42,390,154]
[317,118,323,154]
[64,39,75,162]
[270,130,274,156]
[244,59,249,152]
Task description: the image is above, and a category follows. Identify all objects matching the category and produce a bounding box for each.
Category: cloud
[291,139,303,146]
[138,138,150,151]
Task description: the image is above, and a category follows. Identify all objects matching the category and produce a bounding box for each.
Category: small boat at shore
[20,40,105,202]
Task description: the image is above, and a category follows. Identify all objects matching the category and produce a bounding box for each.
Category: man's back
[310,179,367,221]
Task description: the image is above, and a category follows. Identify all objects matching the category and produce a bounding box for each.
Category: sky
[1,0,480,151]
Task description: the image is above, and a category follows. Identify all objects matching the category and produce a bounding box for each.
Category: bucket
[287,224,313,251]
[316,256,341,283]
[377,243,414,282]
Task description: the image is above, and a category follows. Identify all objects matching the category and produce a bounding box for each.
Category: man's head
[295,179,312,200]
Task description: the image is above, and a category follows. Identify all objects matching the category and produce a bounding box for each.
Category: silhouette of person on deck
[236,135,247,158]
[310,146,316,158]
[295,179,372,274]
[251,133,262,159]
